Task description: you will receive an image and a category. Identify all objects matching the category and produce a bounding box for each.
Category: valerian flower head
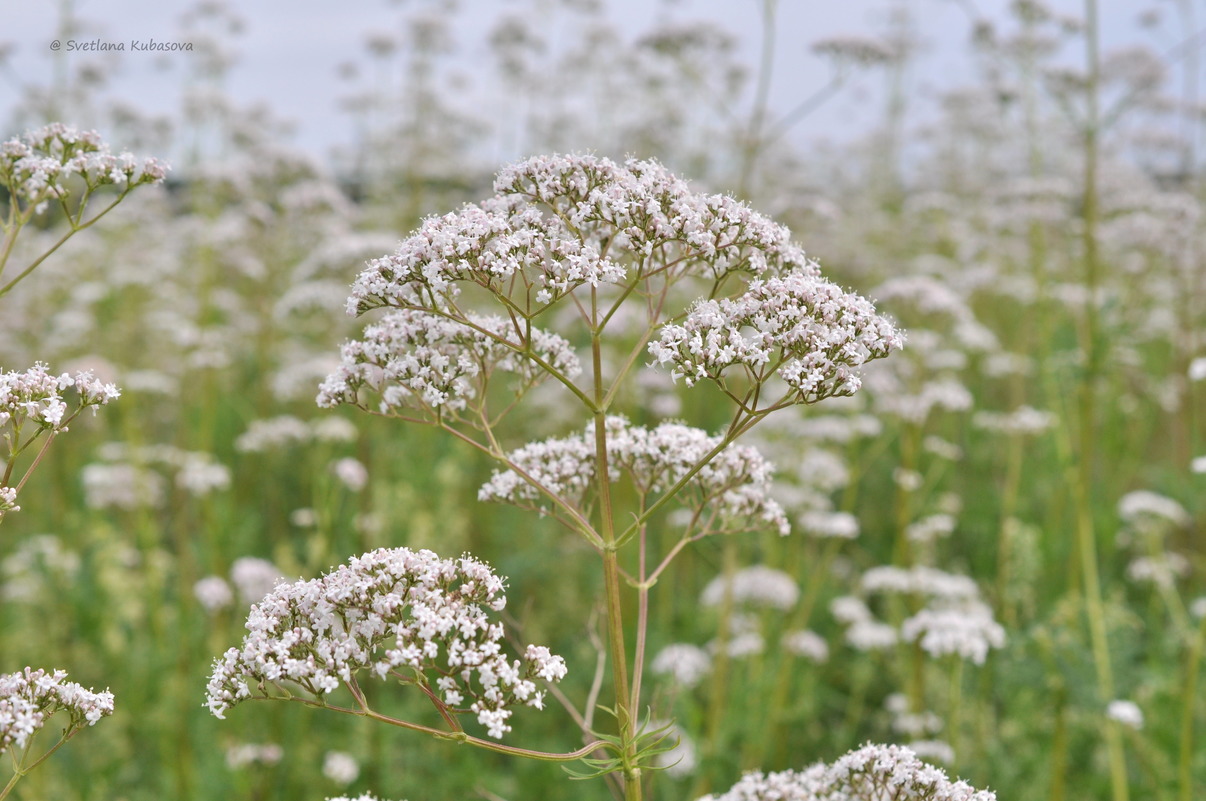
[648,268,902,407]
[343,152,818,316]
[317,309,580,416]
[0,123,167,215]
[900,601,1006,665]
[700,565,799,610]
[0,362,120,432]
[333,154,897,418]
[0,667,115,755]
[1106,700,1144,730]
[478,416,788,535]
[650,643,712,688]
[205,547,566,740]
[697,742,996,800]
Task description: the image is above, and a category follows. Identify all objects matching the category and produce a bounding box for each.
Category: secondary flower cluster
[317,309,580,415]
[840,566,1006,664]
[649,268,903,406]
[350,199,626,315]
[1,362,121,432]
[478,416,789,535]
[697,743,996,801]
[205,547,567,739]
[0,667,115,755]
[0,123,167,217]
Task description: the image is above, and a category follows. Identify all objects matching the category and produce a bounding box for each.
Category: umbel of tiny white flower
[697,742,996,801]
[0,123,167,218]
[0,363,121,523]
[344,154,815,319]
[477,415,789,535]
[324,154,899,420]
[648,268,902,408]
[0,667,115,756]
[0,362,120,433]
[317,308,581,418]
[205,547,567,740]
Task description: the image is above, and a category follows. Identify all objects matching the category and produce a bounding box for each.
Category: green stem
[590,287,640,801]
[0,191,130,300]
[1179,615,1206,801]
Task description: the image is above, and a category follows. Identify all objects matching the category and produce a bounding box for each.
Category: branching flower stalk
[1072,4,1129,799]
[305,154,902,799]
[0,124,164,796]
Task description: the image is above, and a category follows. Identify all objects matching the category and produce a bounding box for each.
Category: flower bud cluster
[0,486,17,514]
[478,416,788,535]
[0,667,115,755]
[317,309,580,414]
[649,268,902,406]
[697,742,996,800]
[0,123,167,216]
[206,547,567,740]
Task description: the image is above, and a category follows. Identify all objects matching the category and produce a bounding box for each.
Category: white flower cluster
[348,198,625,315]
[972,406,1056,436]
[900,601,1006,665]
[1117,490,1190,528]
[0,123,168,215]
[0,667,115,755]
[700,566,800,610]
[649,268,902,406]
[235,415,357,453]
[195,556,286,614]
[205,547,566,740]
[0,362,120,433]
[323,750,360,784]
[81,462,166,510]
[225,742,284,769]
[1106,699,1144,730]
[317,309,580,414]
[696,742,996,801]
[478,416,789,535]
[860,566,981,601]
[846,567,1006,664]
[493,154,813,281]
[650,643,712,688]
[0,486,17,514]
[797,510,860,539]
[831,595,899,652]
[782,630,829,663]
[905,514,957,544]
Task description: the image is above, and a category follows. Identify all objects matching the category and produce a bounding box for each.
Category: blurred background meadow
[1,0,1205,799]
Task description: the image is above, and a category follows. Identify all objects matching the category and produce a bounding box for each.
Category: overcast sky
[0,0,1168,162]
